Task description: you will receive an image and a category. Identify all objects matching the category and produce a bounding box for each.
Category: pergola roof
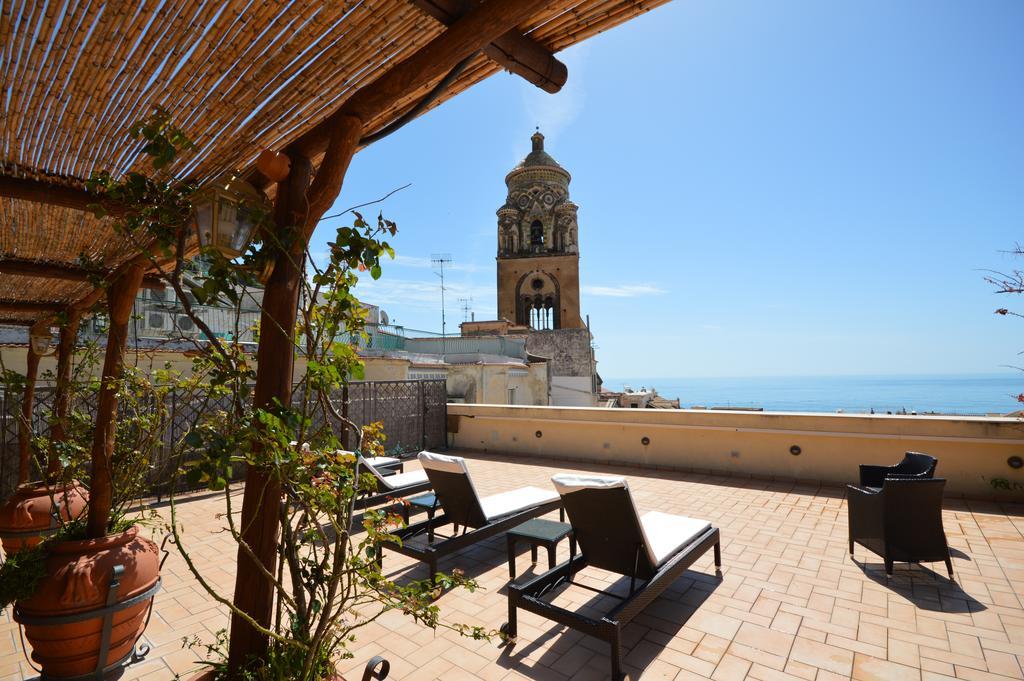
[0,0,666,326]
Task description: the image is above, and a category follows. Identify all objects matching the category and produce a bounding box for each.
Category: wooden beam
[410,0,566,93]
[292,0,556,160]
[86,264,145,539]
[0,301,64,314]
[0,257,164,289]
[0,175,124,215]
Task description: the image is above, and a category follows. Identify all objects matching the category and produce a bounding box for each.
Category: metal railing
[0,379,447,501]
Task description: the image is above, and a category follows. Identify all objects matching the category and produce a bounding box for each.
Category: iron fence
[0,379,447,500]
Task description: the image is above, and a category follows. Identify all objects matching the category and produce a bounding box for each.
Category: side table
[506,518,575,579]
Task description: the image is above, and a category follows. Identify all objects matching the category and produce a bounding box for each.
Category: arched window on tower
[530,220,544,250]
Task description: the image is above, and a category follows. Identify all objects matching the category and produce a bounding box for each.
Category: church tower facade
[496,131,583,330]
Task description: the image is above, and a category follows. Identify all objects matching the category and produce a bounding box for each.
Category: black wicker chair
[847,477,952,578]
[858,451,937,488]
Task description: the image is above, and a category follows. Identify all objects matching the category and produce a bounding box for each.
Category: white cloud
[582,284,667,298]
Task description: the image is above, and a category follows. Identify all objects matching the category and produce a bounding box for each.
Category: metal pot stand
[16,534,171,681]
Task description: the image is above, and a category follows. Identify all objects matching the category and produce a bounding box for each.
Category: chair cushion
[363,456,400,468]
[640,511,712,567]
[418,451,470,474]
[379,469,429,490]
[480,486,559,520]
[551,473,628,495]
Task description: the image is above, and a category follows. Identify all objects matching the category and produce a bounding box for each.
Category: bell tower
[496,131,583,330]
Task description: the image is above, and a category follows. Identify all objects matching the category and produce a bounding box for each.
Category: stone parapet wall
[447,404,1024,499]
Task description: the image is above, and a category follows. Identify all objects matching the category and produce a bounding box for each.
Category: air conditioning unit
[146,312,168,330]
[176,314,198,336]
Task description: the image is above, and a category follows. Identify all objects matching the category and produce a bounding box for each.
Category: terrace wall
[447,404,1024,499]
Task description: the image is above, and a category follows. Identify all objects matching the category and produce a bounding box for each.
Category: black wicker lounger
[504,474,722,681]
[351,451,432,511]
[379,452,562,584]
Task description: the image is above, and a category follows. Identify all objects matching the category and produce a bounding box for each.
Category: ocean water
[603,374,1024,415]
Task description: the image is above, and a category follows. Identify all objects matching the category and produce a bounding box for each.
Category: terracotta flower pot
[0,481,88,556]
[14,526,160,678]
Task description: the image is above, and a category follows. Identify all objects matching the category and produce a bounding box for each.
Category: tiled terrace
[3,452,1024,681]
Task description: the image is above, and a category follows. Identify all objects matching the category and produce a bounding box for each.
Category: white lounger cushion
[336,450,422,490]
[552,473,627,495]
[480,486,559,520]
[363,456,400,469]
[379,469,429,490]
[640,511,712,567]
[418,451,470,474]
[418,451,484,503]
[552,473,711,567]
[421,452,556,520]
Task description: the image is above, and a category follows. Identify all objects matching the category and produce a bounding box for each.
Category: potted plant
[0,113,196,679]
[0,364,168,677]
[0,332,102,555]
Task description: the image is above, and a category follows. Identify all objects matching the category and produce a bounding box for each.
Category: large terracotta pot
[0,481,88,555]
[14,526,160,678]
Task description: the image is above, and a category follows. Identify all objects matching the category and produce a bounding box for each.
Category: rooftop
[4,451,1021,680]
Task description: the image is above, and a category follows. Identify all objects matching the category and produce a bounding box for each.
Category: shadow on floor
[495,567,721,680]
[851,557,986,613]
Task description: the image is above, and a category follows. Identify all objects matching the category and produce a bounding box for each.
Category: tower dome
[505,130,571,188]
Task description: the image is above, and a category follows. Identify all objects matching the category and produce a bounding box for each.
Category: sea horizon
[602,372,1024,415]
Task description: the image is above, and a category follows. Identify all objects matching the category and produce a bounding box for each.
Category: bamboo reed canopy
[0,0,668,325]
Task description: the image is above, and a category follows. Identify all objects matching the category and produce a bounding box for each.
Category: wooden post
[226,0,560,667]
[228,118,364,674]
[86,265,145,540]
[48,314,80,480]
[17,343,41,485]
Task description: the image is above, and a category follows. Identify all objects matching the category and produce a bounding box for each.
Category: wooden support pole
[48,314,81,480]
[17,344,41,485]
[228,0,559,670]
[227,116,365,676]
[85,264,145,540]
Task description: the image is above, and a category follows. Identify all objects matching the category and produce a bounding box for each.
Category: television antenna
[431,253,452,337]
[459,296,473,323]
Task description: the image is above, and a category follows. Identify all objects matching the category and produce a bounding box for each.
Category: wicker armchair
[859,451,937,488]
[847,477,952,577]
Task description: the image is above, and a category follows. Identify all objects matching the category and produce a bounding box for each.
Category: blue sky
[311,0,1024,379]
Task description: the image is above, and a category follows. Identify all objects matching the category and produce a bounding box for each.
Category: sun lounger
[349,451,432,510]
[505,474,722,681]
[380,452,562,584]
